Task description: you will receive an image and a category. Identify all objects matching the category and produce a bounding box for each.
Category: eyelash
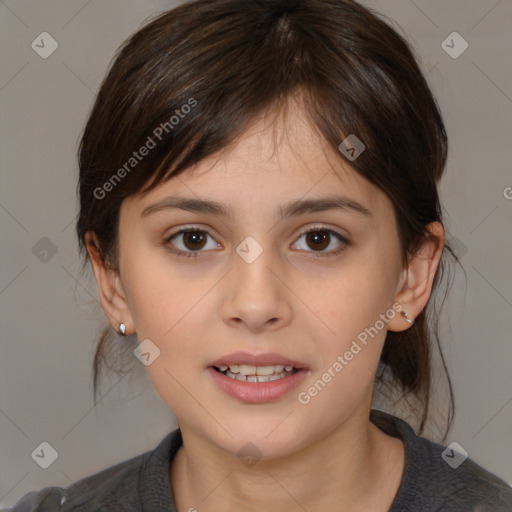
[163,225,350,259]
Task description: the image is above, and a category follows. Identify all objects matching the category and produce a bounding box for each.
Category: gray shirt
[5,410,512,511]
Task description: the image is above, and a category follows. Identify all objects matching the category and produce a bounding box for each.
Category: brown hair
[77,0,460,438]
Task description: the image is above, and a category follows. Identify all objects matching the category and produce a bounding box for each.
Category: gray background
[1,0,511,508]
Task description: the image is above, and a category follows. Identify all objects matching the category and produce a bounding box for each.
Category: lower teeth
[220,369,296,382]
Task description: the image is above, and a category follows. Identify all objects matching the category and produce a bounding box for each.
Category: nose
[220,241,293,333]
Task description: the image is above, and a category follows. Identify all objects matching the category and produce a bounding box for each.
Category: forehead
[125,105,391,218]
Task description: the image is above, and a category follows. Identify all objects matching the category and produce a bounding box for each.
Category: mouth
[207,352,309,403]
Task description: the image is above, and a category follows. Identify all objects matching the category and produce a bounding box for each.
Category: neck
[170,408,405,512]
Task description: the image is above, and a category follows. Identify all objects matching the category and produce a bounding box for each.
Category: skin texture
[86,105,445,511]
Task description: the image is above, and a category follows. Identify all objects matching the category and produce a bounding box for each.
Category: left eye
[292,227,348,256]
[164,226,348,258]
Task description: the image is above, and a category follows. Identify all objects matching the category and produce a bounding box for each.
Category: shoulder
[4,429,181,512]
[2,487,65,512]
[370,409,512,512]
[4,453,146,512]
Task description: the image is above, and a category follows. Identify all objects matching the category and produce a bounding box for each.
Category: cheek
[296,269,393,414]
[121,257,211,412]
[300,243,400,407]
[120,246,219,387]
[121,242,203,337]
[310,251,398,342]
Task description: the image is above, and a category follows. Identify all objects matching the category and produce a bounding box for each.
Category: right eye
[164,227,222,258]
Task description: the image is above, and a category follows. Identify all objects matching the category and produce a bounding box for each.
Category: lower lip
[207,367,309,403]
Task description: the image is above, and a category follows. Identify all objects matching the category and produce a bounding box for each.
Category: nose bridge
[234,234,279,301]
[221,234,292,330]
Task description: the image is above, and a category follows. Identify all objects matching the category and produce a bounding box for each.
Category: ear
[85,232,136,336]
[387,222,445,332]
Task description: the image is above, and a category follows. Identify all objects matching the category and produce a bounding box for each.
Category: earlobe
[85,232,136,336]
[387,222,445,332]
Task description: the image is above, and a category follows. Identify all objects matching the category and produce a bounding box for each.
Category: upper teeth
[218,364,294,375]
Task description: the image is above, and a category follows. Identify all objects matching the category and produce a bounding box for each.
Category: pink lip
[208,351,308,369]
[207,366,309,403]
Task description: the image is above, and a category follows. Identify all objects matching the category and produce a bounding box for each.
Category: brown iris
[183,231,208,250]
[306,230,330,251]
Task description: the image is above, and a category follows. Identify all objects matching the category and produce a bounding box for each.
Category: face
[115,106,407,461]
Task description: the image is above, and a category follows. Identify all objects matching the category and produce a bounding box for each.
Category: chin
[208,416,310,461]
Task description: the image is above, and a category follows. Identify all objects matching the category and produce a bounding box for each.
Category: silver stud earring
[400,310,414,325]
[118,323,127,336]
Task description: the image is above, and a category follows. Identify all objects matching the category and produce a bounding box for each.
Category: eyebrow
[141,195,372,219]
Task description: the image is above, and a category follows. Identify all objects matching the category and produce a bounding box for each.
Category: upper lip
[208,352,308,369]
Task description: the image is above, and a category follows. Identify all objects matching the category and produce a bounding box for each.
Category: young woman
[8,0,512,510]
